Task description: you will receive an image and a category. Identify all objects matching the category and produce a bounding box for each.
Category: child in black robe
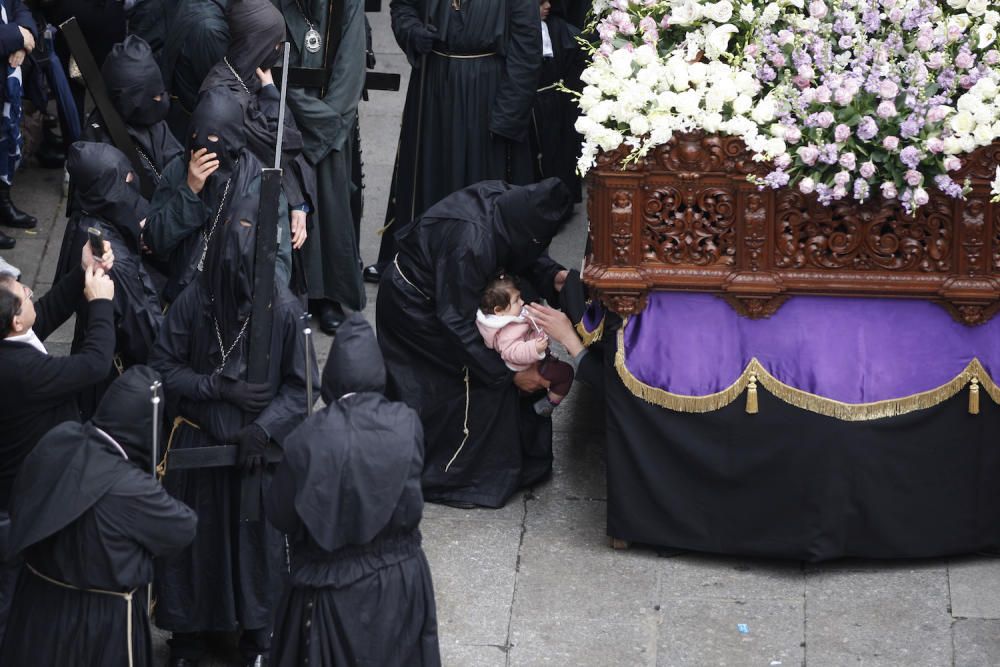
[266,313,441,666]
[0,365,197,667]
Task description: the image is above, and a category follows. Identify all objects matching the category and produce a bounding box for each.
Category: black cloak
[531,16,585,202]
[199,0,316,213]
[150,203,314,636]
[82,35,183,190]
[376,178,571,507]
[55,141,163,420]
[161,0,229,139]
[1,366,198,667]
[266,314,440,666]
[143,87,291,303]
[374,0,542,270]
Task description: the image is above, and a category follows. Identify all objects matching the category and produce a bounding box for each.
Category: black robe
[531,16,584,202]
[55,142,163,420]
[143,89,291,303]
[150,214,314,635]
[278,0,366,310]
[266,313,440,666]
[1,420,197,667]
[375,180,571,507]
[199,0,316,215]
[161,0,229,141]
[375,0,542,268]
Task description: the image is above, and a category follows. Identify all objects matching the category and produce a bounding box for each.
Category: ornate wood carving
[584,132,1000,325]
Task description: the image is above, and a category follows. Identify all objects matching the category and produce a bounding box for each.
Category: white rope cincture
[444,367,471,472]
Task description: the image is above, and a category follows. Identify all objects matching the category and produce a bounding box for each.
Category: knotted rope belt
[26,563,138,667]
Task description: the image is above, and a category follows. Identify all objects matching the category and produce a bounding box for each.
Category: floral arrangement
[577,0,1000,212]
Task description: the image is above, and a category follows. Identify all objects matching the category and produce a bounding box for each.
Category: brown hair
[480,275,519,315]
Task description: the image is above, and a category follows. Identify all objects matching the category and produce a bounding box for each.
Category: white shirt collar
[5,328,47,354]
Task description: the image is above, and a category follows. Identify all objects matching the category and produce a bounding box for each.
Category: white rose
[733,70,758,95]
[799,177,816,194]
[951,14,971,31]
[950,110,976,134]
[667,58,691,91]
[765,137,786,156]
[609,49,635,80]
[960,135,977,152]
[705,23,739,59]
[633,44,657,67]
[702,112,724,132]
[732,94,753,114]
[974,123,997,145]
[704,0,734,23]
[629,115,651,136]
[979,24,997,49]
[704,88,726,112]
[676,90,702,115]
[739,3,756,22]
[967,0,988,16]
[985,10,999,26]
[943,136,965,154]
[670,0,702,25]
[751,96,777,123]
[688,62,709,85]
[760,3,780,26]
[947,0,968,8]
[587,100,614,123]
[973,77,998,99]
[596,129,624,152]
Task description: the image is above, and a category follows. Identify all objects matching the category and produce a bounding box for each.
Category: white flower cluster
[948,76,1000,155]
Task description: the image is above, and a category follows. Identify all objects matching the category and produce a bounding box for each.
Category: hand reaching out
[290,210,307,250]
[18,27,33,53]
[8,49,24,68]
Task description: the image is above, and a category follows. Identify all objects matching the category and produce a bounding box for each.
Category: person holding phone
[0,240,115,643]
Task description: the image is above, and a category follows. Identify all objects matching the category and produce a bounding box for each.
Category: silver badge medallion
[305,27,322,53]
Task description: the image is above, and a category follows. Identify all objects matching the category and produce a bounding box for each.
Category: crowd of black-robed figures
[0,0,607,664]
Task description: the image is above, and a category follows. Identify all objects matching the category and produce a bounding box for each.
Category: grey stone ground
[5,8,1000,666]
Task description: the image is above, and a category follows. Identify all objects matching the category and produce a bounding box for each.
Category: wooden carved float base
[583,132,1000,325]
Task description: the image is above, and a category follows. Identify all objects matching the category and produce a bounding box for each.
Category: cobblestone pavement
[6,8,1000,666]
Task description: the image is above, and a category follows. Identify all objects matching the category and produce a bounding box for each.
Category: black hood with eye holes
[102,35,169,127]
[188,87,247,177]
[494,177,571,273]
[225,0,286,82]
[67,141,150,246]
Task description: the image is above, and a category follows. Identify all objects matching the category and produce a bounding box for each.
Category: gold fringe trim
[575,313,605,348]
[616,324,999,422]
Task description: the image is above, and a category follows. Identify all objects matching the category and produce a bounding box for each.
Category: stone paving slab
[953,618,1000,667]
[949,557,1000,619]
[804,564,953,667]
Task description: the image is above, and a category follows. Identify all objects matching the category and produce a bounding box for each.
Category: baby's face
[496,289,525,317]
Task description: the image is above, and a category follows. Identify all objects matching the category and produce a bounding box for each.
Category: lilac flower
[853,178,871,202]
[820,144,840,164]
[764,170,791,188]
[798,145,820,165]
[834,170,851,187]
[934,174,964,199]
[900,146,922,169]
[927,137,944,154]
[859,161,876,179]
[799,177,817,194]
[912,187,929,206]
[878,79,899,99]
[877,101,898,118]
[809,1,827,19]
[834,124,851,142]
[883,136,900,151]
[881,182,898,199]
[816,111,835,128]
[856,117,878,141]
[955,51,975,70]
[904,169,923,187]
[944,156,962,172]
[840,153,857,170]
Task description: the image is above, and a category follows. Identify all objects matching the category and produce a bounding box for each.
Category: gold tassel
[746,373,759,415]
[970,377,980,415]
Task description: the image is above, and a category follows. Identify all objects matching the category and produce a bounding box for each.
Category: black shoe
[317,301,345,334]
[363,263,383,284]
[0,229,14,249]
[438,500,477,510]
[169,659,199,667]
[0,182,36,229]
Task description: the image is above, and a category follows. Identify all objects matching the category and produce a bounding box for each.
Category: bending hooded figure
[375,178,572,508]
[149,200,315,665]
[54,141,163,419]
[81,35,184,193]
[0,366,197,667]
[143,86,291,303]
[266,313,441,666]
[199,0,316,229]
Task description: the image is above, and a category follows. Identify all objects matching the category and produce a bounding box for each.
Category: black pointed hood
[494,177,571,273]
[225,0,285,82]
[188,87,247,178]
[67,141,150,245]
[102,35,169,127]
[91,365,162,471]
[321,313,386,403]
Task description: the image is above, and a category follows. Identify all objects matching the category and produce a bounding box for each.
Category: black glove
[236,423,269,472]
[217,377,272,412]
[410,24,437,56]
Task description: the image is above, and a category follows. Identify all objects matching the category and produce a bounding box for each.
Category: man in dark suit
[0,240,115,643]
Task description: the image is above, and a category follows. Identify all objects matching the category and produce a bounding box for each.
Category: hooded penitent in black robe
[376,179,571,507]
[266,314,441,666]
[82,35,184,193]
[278,0,366,311]
[0,366,198,667]
[55,142,163,420]
[532,16,584,203]
[161,0,229,141]
[150,203,315,655]
[144,87,291,303]
[372,0,543,273]
[199,0,316,216]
